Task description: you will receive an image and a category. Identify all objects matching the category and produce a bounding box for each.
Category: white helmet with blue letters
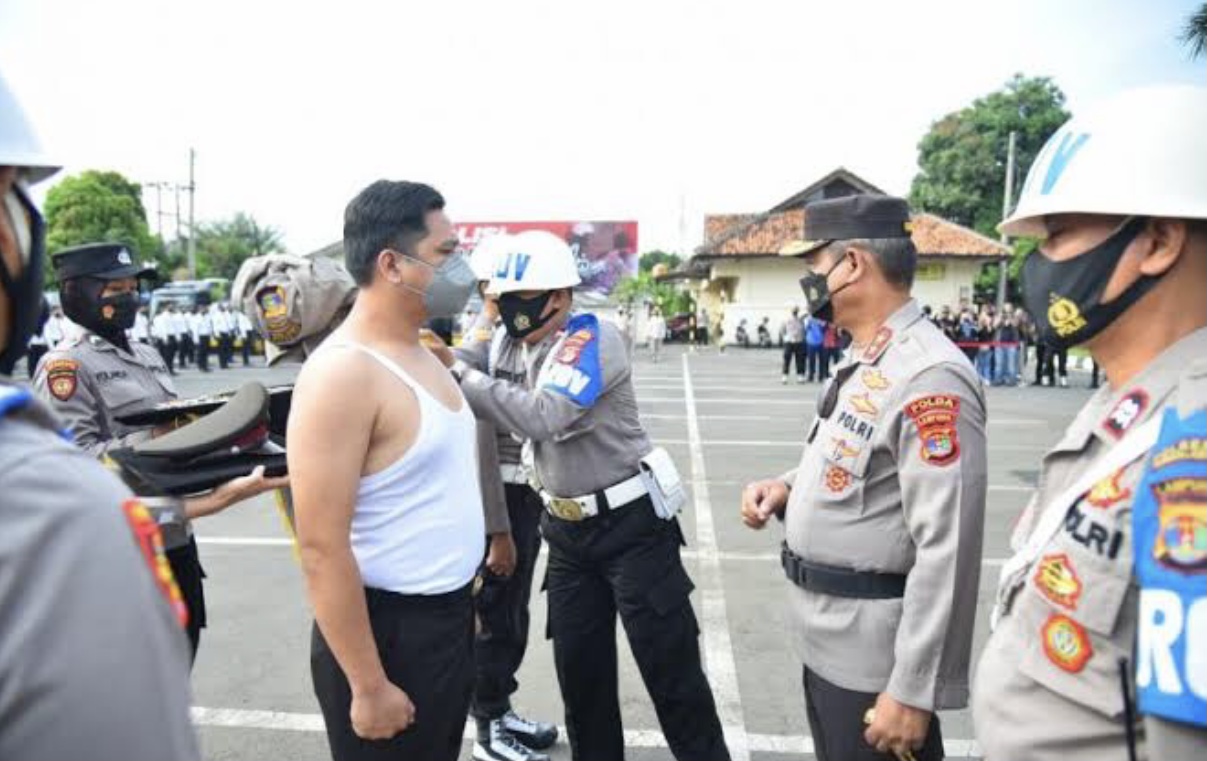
[487,230,581,295]
[1000,84,1207,239]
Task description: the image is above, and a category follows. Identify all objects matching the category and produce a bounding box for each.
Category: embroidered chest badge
[1042,613,1093,673]
[1086,469,1132,509]
[1103,389,1149,439]
[1034,553,1083,610]
[824,464,853,493]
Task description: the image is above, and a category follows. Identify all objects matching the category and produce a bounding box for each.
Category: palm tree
[1183,2,1207,63]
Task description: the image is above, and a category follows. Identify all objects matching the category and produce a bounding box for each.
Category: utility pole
[997,130,1017,310]
[187,148,197,280]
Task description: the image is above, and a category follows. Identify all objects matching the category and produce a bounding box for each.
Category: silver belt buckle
[548,497,586,522]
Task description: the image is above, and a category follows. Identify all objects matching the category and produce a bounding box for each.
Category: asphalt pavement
[146,344,1095,761]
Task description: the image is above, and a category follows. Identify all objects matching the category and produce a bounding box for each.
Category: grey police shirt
[0,385,199,761]
[973,327,1207,761]
[782,299,988,711]
[32,331,176,456]
[457,314,653,498]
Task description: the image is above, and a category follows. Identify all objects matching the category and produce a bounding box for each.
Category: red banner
[455,220,638,296]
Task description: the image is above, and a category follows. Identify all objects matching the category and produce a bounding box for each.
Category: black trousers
[542,498,729,761]
[806,344,823,381]
[166,536,206,663]
[473,483,545,721]
[178,335,193,367]
[782,342,804,376]
[196,336,211,371]
[241,332,252,365]
[156,337,177,373]
[217,333,233,368]
[802,666,944,761]
[312,584,474,761]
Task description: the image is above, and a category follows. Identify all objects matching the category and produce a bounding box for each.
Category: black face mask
[1022,216,1156,350]
[498,291,557,339]
[62,278,140,346]
[799,254,852,323]
[0,185,46,376]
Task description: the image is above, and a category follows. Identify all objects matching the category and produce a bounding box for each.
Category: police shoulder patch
[120,499,189,628]
[1132,408,1207,727]
[904,394,961,467]
[45,358,80,402]
[541,314,603,407]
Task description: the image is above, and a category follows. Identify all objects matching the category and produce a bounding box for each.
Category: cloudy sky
[2,0,1203,256]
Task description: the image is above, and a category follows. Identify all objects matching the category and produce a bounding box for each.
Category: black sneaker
[501,710,558,751]
[472,719,549,761]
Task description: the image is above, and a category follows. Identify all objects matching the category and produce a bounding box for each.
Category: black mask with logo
[498,291,557,339]
[799,254,853,323]
[1022,216,1157,350]
[61,276,141,349]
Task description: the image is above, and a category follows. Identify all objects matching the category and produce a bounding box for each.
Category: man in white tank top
[288,180,484,761]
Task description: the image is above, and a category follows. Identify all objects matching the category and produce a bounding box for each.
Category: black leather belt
[781,542,907,599]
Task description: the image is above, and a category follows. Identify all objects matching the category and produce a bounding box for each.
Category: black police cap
[52,242,156,281]
[780,195,914,257]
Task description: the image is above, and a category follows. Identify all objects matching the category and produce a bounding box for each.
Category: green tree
[638,250,681,274]
[193,212,285,280]
[1183,2,1207,61]
[909,75,1070,238]
[613,269,695,316]
[43,170,163,286]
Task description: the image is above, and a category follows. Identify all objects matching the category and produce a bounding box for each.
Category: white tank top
[329,342,485,595]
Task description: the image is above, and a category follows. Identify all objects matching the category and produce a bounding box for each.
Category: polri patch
[541,314,603,408]
[257,285,302,346]
[1033,553,1082,610]
[905,394,961,467]
[1042,613,1093,673]
[45,358,79,401]
[1102,389,1149,439]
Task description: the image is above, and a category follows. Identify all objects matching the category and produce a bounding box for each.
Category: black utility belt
[780,542,907,599]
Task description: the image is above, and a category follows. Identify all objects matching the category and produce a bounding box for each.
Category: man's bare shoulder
[293,346,379,415]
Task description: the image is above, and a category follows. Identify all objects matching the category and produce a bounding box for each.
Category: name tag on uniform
[1133,407,1207,728]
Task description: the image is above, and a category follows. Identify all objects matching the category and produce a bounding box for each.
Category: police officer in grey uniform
[34,242,286,659]
[432,230,730,761]
[973,85,1207,761]
[457,233,561,761]
[0,71,199,760]
[742,195,988,761]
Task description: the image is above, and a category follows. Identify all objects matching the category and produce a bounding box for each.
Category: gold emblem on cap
[514,314,531,330]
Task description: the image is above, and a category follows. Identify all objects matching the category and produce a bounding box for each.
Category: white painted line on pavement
[682,353,750,760]
[642,413,780,421]
[641,398,816,406]
[653,437,1048,451]
[190,707,985,758]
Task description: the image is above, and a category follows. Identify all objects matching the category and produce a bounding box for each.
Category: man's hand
[864,692,931,760]
[350,680,415,740]
[740,478,790,529]
[486,532,517,577]
[419,329,455,368]
[185,465,291,520]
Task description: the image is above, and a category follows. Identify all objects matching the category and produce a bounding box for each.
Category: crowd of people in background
[23,300,261,378]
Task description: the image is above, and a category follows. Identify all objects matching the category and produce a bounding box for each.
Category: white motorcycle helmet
[0,71,60,183]
[468,232,514,282]
[1000,84,1207,238]
[488,230,582,296]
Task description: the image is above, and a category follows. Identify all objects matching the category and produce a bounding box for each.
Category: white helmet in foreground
[0,71,60,183]
[488,230,581,295]
[1000,84,1207,238]
[468,232,514,282]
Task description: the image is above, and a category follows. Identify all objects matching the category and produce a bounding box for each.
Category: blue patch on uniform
[0,384,32,421]
[1133,407,1207,728]
[541,314,603,408]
